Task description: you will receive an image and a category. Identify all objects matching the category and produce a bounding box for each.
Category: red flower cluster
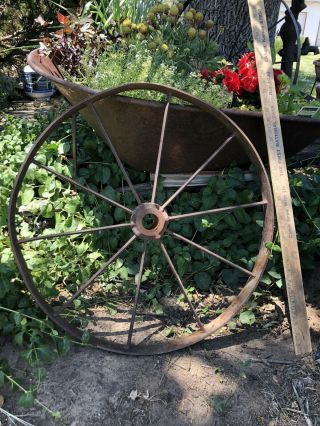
[200,68,224,83]
[222,52,259,95]
[201,52,284,98]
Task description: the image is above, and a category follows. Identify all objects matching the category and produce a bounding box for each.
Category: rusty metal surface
[9,83,274,354]
[28,49,320,173]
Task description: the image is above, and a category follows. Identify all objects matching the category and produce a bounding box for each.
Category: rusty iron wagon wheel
[9,83,274,355]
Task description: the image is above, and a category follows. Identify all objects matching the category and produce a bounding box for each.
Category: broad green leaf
[239,310,255,325]
[18,392,35,408]
[81,331,90,344]
[194,272,211,291]
[21,188,34,205]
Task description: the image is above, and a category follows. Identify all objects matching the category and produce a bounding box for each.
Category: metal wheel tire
[9,83,274,355]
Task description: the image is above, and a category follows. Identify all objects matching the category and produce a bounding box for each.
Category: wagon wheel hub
[131,203,169,240]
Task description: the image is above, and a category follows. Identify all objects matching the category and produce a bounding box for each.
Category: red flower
[238,52,256,76]
[241,68,259,93]
[200,68,210,79]
[222,68,242,95]
[273,69,283,94]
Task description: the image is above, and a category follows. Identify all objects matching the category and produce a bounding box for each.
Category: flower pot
[22,64,55,99]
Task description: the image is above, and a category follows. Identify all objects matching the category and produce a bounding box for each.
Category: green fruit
[189,8,196,14]
[178,2,183,11]
[195,12,204,22]
[206,19,214,29]
[184,11,194,21]
[121,25,131,34]
[169,5,179,16]
[166,49,174,58]
[198,29,206,39]
[147,12,155,21]
[136,33,145,40]
[157,3,166,13]
[187,27,197,39]
[148,41,157,50]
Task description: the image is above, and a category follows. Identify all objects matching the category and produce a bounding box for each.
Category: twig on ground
[292,383,313,426]
[0,407,35,426]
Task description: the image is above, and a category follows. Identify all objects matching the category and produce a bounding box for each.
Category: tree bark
[190,0,281,63]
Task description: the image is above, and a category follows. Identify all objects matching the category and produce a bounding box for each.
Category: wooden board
[247,0,312,356]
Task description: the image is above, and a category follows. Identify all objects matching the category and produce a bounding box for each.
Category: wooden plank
[247,0,312,356]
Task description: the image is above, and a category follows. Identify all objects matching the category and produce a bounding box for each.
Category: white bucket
[22,65,55,99]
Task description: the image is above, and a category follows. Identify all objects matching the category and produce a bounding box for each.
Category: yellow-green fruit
[160,43,169,52]
[121,25,131,34]
[205,19,214,29]
[198,29,206,39]
[164,3,170,11]
[131,23,137,30]
[169,5,179,16]
[139,23,149,34]
[166,49,174,58]
[178,2,183,11]
[122,18,132,27]
[149,6,157,14]
[184,11,194,21]
[148,41,157,50]
[147,12,155,21]
[195,12,204,22]
[157,3,166,13]
[187,27,197,39]
[189,8,196,14]
[154,36,162,45]
[136,33,145,40]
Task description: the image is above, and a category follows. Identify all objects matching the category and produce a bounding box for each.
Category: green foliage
[79,42,230,108]
[81,0,156,26]
[0,75,21,106]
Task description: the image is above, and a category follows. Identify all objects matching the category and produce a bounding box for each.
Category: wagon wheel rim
[9,83,274,355]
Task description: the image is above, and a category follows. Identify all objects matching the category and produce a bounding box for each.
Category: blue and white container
[22,65,55,99]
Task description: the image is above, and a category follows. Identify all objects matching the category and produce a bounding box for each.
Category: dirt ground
[0,265,319,426]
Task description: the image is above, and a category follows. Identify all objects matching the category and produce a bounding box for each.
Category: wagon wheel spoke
[161,135,235,210]
[59,235,137,312]
[151,94,171,204]
[127,241,148,348]
[17,223,131,244]
[72,113,77,178]
[160,242,204,330]
[168,200,268,222]
[91,104,141,204]
[32,160,132,214]
[167,230,254,277]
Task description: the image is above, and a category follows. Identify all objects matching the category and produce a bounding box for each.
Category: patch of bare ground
[0,281,319,426]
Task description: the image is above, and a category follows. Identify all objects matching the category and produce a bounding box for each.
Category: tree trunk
[190,0,281,63]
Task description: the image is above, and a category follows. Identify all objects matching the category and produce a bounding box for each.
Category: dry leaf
[128,390,138,401]
[0,394,4,408]
[57,12,71,26]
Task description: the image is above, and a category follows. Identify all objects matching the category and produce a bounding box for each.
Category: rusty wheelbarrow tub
[27,49,320,173]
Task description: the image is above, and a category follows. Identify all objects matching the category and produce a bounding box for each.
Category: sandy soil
[0,289,319,426]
